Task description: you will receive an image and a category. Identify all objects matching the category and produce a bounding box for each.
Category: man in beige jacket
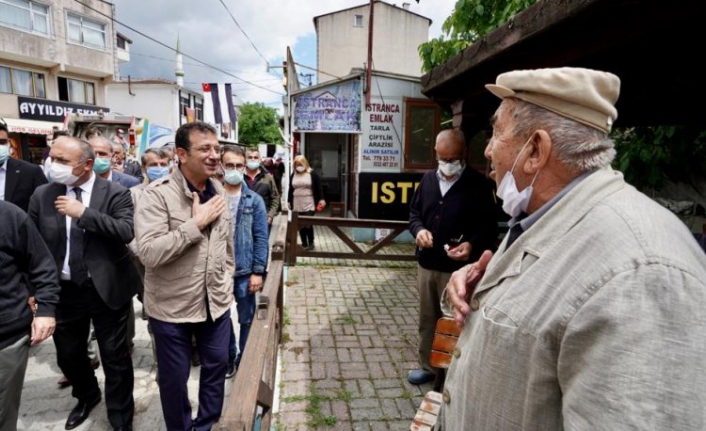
[135,122,233,431]
[442,68,706,430]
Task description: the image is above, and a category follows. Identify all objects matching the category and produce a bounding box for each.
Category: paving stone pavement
[272,263,433,431]
[19,222,429,430]
[18,299,242,431]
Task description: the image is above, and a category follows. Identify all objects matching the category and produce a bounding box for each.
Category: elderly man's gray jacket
[443,167,706,430]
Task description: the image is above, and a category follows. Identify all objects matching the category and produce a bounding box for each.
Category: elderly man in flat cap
[441,67,706,430]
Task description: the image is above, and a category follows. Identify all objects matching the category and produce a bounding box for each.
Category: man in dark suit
[111,139,143,183]
[29,136,140,431]
[0,122,48,212]
[88,137,140,189]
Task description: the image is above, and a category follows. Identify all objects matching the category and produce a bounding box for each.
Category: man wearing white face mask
[407,129,498,386]
[28,136,140,430]
[441,68,706,430]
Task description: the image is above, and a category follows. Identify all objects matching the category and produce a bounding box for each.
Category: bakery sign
[18,96,109,122]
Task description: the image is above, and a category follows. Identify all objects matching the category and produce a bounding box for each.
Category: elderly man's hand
[31,316,56,346]
[447,250,493,326]
[447,241,471,261]
[416,229,433,249]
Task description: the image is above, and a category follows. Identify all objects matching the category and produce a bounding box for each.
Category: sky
[112,0,456,110]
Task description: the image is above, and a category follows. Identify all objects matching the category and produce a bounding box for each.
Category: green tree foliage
[419,0,538,72]
[613,125,706,190]
[237,102,283,146]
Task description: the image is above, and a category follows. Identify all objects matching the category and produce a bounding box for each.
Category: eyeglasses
[191,145,222,155]
[436,157,463,164]
[223,163,245,170]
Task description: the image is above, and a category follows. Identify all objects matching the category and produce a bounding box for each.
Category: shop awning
[4,118,62,136]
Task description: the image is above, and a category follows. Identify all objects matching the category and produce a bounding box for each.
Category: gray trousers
[417,266,451,373]
[0,335,30,431]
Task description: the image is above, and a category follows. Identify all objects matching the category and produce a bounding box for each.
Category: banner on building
[293,79,361,133]
[360,98,403,172]
[202,83,237,125]
[357,172,424,221]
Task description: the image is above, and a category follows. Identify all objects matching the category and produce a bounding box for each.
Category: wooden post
[287,211,299,266]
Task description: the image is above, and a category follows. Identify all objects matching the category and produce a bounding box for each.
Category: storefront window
[404,99,440,170]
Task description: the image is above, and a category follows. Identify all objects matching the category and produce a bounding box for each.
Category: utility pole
[365,0,374,106]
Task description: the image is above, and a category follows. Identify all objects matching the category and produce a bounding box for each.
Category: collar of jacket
[173,165,225,200]
[475,167,626,297]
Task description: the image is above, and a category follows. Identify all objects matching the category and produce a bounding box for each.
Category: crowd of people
[0,120,289,431]
[2,66,706,431]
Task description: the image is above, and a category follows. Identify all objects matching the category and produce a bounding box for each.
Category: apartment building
[0,0,126,163]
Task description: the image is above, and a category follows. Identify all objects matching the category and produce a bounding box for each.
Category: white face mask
[496,137,540,218]
[438,160,463,177]
[49,161,83,185]
[295,165,305,173]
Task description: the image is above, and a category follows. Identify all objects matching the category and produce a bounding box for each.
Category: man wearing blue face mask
[407,129,498,386]
[0,122,47,213]
[88,137,140,189]
[126,148,172,368]
[220,145,268,379]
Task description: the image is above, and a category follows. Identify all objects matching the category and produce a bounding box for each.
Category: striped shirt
[436,166,465,197]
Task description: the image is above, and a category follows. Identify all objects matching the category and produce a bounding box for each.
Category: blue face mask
[0,145,9,164]
[146,166,170,181]
[246,161,260,171]
[224,169,244,186]
[93,157,111,174]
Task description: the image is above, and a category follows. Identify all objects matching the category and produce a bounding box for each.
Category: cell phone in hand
[444,234,464,252]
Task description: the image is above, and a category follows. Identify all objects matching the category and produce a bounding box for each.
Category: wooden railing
[285,212,417,266]
[217,214,287,431]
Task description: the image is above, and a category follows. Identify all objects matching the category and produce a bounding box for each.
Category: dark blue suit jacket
[111,170,141,189]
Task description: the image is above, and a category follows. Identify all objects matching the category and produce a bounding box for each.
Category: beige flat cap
[486,67,620,133]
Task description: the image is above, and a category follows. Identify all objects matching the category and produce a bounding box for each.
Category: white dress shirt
[0,160,7,201]
[61,173,96,280]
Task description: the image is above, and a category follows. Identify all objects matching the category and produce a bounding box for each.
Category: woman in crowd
[287,155,325,250]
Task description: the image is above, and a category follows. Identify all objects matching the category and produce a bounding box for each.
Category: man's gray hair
[508,98,616,172]
[89,136,115,155]
[141,148,168,166]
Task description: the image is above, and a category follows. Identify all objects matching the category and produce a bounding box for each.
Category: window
[194,98,203,121]
[0,65,46,97]
[354,14,363,27]
[116,36,126,49]
[0,0,49,36]
[404,99,440,170]
[67,13,106,49]
[180,94,190,118]
[57,76,95,104]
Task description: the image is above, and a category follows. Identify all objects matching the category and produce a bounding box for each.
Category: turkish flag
[202,83,211,92]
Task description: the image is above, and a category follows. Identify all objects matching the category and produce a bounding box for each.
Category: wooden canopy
[421,0,706,135]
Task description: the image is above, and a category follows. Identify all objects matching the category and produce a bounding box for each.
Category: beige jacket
[442,167,706,430]
[135,168,234,323]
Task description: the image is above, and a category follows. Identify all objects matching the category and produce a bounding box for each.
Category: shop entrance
[304,133,349,211]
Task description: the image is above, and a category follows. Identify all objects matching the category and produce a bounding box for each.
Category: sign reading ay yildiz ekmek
[358,172,424,221]
[18,96,110,122]
[293,79,361,132]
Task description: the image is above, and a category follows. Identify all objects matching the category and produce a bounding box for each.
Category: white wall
[316,3,429,83]
[106,84,178,128]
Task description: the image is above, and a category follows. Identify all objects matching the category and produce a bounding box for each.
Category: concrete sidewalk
[18,223,426,430]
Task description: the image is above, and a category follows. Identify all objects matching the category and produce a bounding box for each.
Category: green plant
[335,315,357,325]
[419,0,538,72]
[282,386,339,428]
